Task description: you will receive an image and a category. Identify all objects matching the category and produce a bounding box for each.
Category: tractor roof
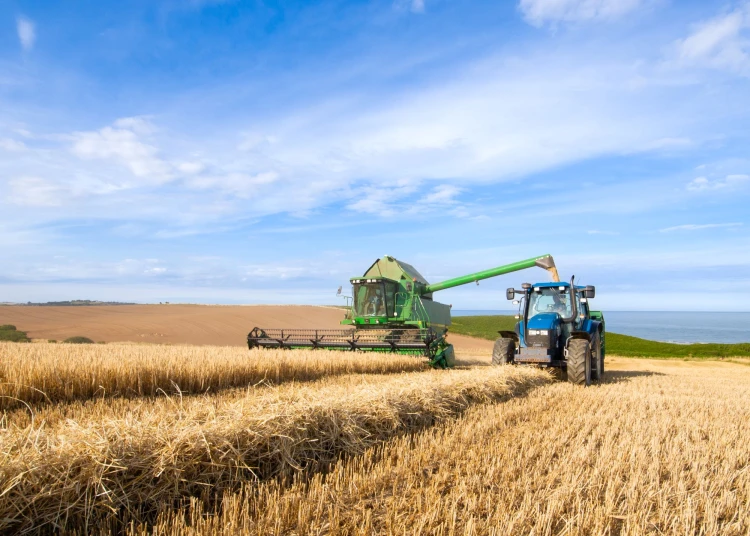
[361,255,429,284]
[533,281,586,289]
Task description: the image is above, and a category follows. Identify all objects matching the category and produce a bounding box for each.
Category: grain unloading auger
[247,254,559,368]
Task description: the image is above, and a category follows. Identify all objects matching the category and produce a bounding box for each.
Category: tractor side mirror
[585,286,596,299]
[506,288,515,300]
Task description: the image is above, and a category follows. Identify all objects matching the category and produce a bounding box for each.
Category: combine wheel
[492,338,515,366]
[566,339,591,386]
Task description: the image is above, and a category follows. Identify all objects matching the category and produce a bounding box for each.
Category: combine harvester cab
[495,277,605,385]
[248,254,560,368]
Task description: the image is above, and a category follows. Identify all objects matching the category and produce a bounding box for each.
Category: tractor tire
[591,333,604,382]
[492,338,515,366]
[566,338,591,386]
[590,334,602,382]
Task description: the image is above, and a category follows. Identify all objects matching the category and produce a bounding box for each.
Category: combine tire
[492,338,515,365]
[566,339,591,386]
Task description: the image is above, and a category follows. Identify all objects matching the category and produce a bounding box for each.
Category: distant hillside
[16,300,137,306]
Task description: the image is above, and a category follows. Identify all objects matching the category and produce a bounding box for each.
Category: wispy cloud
[518,0,648,26]
[674,2,750,75]
[687,174,749,191]
[69,117,173,182]
[0,138,27,152]
[8,177,67,207]
[16,16,36,51]
[394,0,426,14]
[659,223,743,232]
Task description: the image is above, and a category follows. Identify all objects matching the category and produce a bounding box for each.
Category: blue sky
[1,0,749,311]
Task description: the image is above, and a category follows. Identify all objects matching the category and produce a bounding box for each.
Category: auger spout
[424,254,559,294]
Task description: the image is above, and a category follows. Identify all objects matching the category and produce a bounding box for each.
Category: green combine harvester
[247,254,559,368]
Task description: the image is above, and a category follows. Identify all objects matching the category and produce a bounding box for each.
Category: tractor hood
[527,313,561,331]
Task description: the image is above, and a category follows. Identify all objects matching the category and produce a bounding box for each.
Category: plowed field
[0,305,493,353]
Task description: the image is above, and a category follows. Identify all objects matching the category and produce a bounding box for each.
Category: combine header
[248,254,559,368]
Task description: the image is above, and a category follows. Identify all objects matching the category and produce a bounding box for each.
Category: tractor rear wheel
[591,333,604,382]
[566,338,591,386]
[492,338,515,365]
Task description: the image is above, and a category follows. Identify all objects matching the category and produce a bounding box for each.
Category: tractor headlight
[528,330,549,336]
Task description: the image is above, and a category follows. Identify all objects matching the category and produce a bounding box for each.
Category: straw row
[0,342,426,410]
[0,365,549,533]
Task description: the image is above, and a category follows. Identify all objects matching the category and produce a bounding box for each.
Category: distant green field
[450,315,750,358]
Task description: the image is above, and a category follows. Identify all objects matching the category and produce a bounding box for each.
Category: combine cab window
[528,287,572,318]
[353,282,396,317]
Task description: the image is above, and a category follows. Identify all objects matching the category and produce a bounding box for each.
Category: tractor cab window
[528,287,572,319]
[352,281,396,317]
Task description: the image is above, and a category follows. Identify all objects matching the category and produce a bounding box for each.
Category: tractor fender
[568,331,592,342]
[565,323,603,351]
[497,330,519,343]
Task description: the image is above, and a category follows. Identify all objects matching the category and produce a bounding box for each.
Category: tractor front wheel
[492,338,515,365]
[566,339,591,386]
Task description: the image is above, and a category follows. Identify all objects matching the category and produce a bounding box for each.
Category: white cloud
[176,161,206,174]
[347,181,420,216]
[0,138,27,152]
[185,171,280,197]
[674,4,750,74]
[16,16,35,51]
[518,0,646,26]
[659,223,742,232]
[8,177,67,207]
[411,0,425,13]
[70,118,173,182]
[420,184,462,204]
[687,174,749,191]
[113,116,156,135]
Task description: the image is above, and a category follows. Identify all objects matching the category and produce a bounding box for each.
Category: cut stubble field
[0,331,748,533]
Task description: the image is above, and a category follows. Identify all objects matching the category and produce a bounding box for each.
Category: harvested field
[0,304,492,353]
[1,335,748,534]
[135,359,750,536]
[0,362,547,532]
[0,342,426,410]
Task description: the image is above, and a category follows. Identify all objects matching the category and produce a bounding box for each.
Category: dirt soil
[0,305,495,352]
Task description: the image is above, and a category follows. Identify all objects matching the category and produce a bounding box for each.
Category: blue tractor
[492,277,605,385]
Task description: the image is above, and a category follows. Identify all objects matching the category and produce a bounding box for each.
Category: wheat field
[0,340,748,534]
[0,342,428,410]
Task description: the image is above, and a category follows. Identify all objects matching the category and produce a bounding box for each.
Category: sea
[452,310,750,344]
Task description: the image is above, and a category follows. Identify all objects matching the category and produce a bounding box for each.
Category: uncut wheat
[0,342,427,409]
